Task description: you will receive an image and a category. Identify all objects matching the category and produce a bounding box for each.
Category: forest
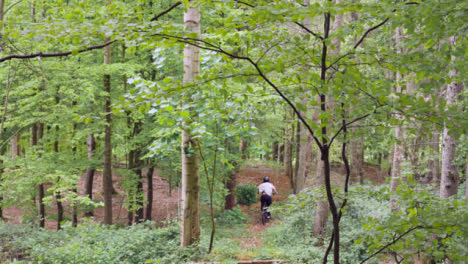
[0,0,466,263]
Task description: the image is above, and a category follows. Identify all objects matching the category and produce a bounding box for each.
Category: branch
[152,33,324,150]
[353,18,389,49]
[294,22,323,40]
[150,1,183,22]
[329,112,371,147]
[0,41,115,63]
[360,226,423,264]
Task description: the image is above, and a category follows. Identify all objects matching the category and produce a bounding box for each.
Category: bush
[235,183,257,206]
[0,221,205,264]
[215,206,249,225]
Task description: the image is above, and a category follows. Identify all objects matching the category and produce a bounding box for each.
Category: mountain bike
[261,207,271,225]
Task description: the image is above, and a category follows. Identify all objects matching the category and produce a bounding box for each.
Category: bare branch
[0,41,115,63]
[150,1,183,22]
[294,22,323,40]
[152,33,324,150]
[360,226,423,264]
[353,18,389,49]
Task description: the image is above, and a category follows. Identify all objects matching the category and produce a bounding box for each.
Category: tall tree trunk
[429,130,440,185]
[145,167,154,221]
[350,135,364,184]
[313,159,328,237]
[284,110,294,184]
[314,0,343,242]
[272,141,278,161]
[390,27,405,205]
[31,123,45,228]
[0,139,5,220]
[295,124,313,192]
[180,1,201,247]
[54,95,63,230]
[440,38,462,198]
[239,137,248,160]
[127,146,135,226]
[224,159,238,211]
[295,1,314,194]
[134,122,144,223]
[465,163,468,200]
[71,120,78,226]
[10,133,20,158]
[102,25,113,224]
[84,134,96,217]
[293,121,300,193]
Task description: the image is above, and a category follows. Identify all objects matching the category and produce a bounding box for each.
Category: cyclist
[258,177,277,218]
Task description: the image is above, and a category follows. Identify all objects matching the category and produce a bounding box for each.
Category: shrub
[215,206,249,225]
[235,183,257,206]
[0,221,204,264]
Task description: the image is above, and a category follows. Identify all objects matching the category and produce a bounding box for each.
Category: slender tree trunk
[103,30,113,224]
[102,0,113,225]
[272,142,278,161]
[224,159,238,210]
[0,141,5,220]
[293,121,300,194]
[84,134,96,217]
[313,160,328,237]
[429,130,440,185]
[54,95,63,230]
[284,110,294,184]
[350,135,364,184]
[10,133,20,158]
[465,163,468,200]
[390,27,405,207]
[32,123,45,228]
[134,122,144,223]
[180,2,201,247]
[239,137,248,160]
[71,120,78,226]
[440,38,462,198]
[145,167,154,221]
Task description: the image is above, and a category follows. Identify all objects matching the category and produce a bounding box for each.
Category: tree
[440,37,463,199]
[180,1,201,247]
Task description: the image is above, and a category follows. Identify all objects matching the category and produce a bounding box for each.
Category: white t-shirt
[258,182,276,196]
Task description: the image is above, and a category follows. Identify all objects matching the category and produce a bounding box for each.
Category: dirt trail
[235,164,291,249]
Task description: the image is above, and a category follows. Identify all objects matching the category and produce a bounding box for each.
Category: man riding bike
[258,177,277,219]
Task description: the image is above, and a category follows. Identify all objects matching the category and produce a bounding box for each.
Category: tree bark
[10,133,20,158]
[54,94,63,230]
[224,160,238,210]
[272,141,278,161]
[31,123,45,228]
[293,121,300,194]
[465,163,468,200]
[180,1,201,247]
[350,135,364,184]
[284,110,294,184]
[390,27,405,206]
[429,130,440,185]
[102,25,113,224]
[145,167,154,221]
[84,134,96,217]
[134,122,144,223]
[440,39,462,198]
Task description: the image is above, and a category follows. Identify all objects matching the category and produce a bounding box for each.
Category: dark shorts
[260,194,272,211]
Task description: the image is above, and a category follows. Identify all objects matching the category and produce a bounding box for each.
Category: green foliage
[215,206,249,226]
[0,222,204,264]
[235,183,257,206]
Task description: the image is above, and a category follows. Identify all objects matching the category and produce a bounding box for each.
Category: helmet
[263,177,270,183]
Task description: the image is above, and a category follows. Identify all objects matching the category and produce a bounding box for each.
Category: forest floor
[231,161,385,260]
[2,160,385,232]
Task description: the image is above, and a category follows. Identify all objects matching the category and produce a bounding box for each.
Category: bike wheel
[261,212,268,225]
